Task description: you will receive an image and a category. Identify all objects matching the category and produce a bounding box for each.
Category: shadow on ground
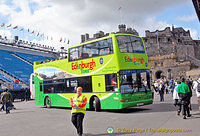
[39,102,199,114]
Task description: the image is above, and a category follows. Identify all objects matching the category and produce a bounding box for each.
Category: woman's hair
[77,87,83,91]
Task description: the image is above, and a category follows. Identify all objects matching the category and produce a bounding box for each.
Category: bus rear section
[118,70,153,109]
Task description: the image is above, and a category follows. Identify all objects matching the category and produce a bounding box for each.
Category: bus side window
[40,82,43,92]
[77,76,92,92]
[105,74,118,92]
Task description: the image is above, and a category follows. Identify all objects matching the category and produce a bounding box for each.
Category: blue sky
[155,1,200,39]
[0,0,199,49]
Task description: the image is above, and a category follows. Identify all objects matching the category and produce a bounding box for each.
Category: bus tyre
[45,97,51,108]
[94,97,101,112]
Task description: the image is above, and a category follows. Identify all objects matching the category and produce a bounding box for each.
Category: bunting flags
[0,22,69,45]
[0,22,5,27]
[7,24,11,28]
[13,26,18,29]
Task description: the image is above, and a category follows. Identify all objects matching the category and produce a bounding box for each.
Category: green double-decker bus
[33,33,153,111]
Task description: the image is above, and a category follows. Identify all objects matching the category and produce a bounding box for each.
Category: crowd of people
[152,76,200,119]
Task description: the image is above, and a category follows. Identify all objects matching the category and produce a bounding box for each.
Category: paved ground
[0,92,200,136]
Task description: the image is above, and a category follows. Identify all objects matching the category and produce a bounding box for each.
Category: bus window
[40,82,43,92]
[117,35,145,53]
[119,70,138,93]
[69,38,113,62]
[137,70,150,92]
[130,36,145,53]
[69,46,82,61]
[99,38,113,56]
[105,73,118,92]
[44,84,54,94]
[77,76,92,92]
[54,79,65,93]
[82,43,98,58]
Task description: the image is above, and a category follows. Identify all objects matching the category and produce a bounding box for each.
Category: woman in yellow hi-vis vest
[70,87,87,136]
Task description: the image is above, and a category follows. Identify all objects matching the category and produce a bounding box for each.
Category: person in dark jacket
[1,89,12,114]
[159,82,165,102]
[178,78,191,119]
[187,79,193,111]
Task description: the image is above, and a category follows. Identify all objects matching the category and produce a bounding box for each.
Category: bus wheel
[45,97,51,108]
[94,97,101,112]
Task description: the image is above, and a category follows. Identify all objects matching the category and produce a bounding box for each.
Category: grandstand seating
[15,52,54,63]
[0,48,56,90]
[0,50,33,84]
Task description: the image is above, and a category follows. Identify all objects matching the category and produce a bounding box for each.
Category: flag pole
[120,9,122,24]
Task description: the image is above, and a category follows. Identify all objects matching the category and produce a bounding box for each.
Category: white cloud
[0,29,12,38]
[0,0,191,49]
[176,14,197,22]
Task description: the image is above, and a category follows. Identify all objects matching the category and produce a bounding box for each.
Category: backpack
[197,81,200,93]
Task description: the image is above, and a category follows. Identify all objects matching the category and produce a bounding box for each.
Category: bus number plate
[137,103,144,106]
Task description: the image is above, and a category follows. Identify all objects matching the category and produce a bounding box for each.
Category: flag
[172,42,175,46]
[64,37,66,43]
[20,28,24,31]
[154,31,158,37]
[31,30,34,34]
[67,39,70,44]
[13,26,18,29]
[118,6,122,11]
[28,29,29,32]
[60,37,62,42]
[7,24,11,28]
[37,32,39,36]
[0,22,5,27]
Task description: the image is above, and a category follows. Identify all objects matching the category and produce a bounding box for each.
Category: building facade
[143,26,200,80]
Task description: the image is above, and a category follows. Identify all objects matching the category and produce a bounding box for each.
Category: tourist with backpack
[178,78,191,119]
[193,76,200,112]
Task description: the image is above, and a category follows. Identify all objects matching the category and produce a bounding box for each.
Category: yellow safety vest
[71,94,86,114]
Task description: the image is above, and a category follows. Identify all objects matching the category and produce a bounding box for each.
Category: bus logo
[106,127,114,134]
[71,59,96,73]
[124,56,144,65]
[100,57,103,64]
[145,62,148,67]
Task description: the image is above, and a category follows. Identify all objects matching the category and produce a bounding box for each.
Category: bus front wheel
[93,97,101,112]
[45,97,51,108]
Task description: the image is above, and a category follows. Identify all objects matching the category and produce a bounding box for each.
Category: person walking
[187,79,193,111]
[159,81,165,102]
[178,78,191,119]
[70,87,87,136]
[0,90,6,111]
[173,81,181,115]
[1,89,12,114]
[193,76,200,112]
